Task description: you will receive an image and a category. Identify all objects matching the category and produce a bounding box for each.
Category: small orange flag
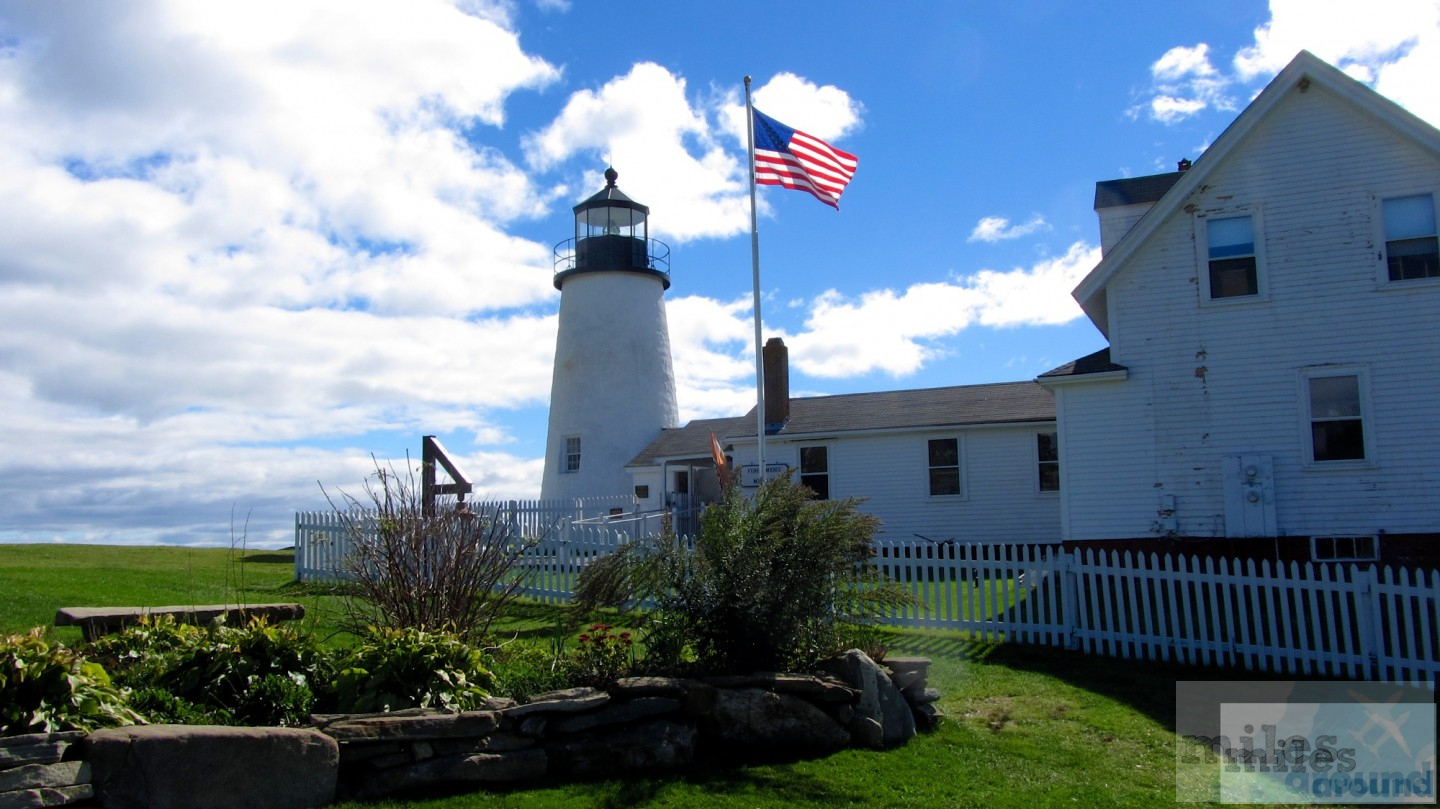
[710,431,730,488]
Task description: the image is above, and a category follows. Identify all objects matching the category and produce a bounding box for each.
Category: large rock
[0,733,84,770]
[819,650,916,748]
[0,761,88,792]
[708,688,850,755]
[0,784,92,809]
[350,749,547,798]
[545,719,696,778]
[86,725,338,809]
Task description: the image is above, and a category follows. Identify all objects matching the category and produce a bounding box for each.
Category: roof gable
[1072,50,1440,337]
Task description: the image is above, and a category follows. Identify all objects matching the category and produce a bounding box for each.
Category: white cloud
[1235,0,1440,125]
[1153,44,1218,81]
[1139,43,1235,123]
[968,215,1052,243]
[787,242,1100,378]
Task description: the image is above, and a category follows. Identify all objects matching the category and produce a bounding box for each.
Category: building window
[1037,432,1060,492]
[1204,214,1260,299]
[674,470,689,495]
[1383,193,1439,281]
[799,446,829,500]
[563,435,581,473]
[927,438,961,497]
[1311,535,1378,563]
[1303,370,1369,463]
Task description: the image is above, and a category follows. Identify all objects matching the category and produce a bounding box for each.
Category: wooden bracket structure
[421,435,474,515]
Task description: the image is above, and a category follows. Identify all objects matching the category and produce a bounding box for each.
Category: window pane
[928,438,958,467]
[929,468,960,496]
[1387,236,1440,280]
[1207,215,1254,257]
[1036,433,1058,463]
[1383,195,1436,240]
[800,473,829,500]
[1312,420,1365,461]
[800,446,827,474]
[1309,376,1360,418]
[1209,257,1258,297]
[1039,463,1060,492]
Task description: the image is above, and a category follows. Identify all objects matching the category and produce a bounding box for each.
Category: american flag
[752,108,858,209]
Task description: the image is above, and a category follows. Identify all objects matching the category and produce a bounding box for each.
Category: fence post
[1354,564,1381,680]
[1061,551,1079,650]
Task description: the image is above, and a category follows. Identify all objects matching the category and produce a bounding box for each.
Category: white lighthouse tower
[540,168,678,502]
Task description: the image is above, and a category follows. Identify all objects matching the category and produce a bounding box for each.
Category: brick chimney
[763,337,789,434]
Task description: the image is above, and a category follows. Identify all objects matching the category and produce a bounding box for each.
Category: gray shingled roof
[1038,348,1126,379]
[1093,171,1183,209]
[626,381,1054,468]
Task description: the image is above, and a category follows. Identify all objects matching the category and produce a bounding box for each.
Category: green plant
[487,640,571,703]
[333,626,493,713]
[89,614,330,727]
[322,460,544,639]
[0,628,143,736]
[576,475,918,674]
[568,623,633,686]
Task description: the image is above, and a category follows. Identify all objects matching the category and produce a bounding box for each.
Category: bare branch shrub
[323,460,541,640]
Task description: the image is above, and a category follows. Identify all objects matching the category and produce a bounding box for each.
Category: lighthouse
[540,168,679,502]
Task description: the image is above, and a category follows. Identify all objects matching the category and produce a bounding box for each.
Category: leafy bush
[1,628,143,736]
[89,615,330,727]
[333,626,492,714]
[576,475,917,674]
[323,462,544,640]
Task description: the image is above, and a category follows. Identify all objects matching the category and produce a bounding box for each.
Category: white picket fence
[293,512,1440,684]
[874,540,1440,685]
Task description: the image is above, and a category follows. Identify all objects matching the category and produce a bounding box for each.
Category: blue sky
[1,0,1437,547]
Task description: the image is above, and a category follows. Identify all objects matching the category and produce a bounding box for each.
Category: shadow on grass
[237,552,295,564]
[885,626,1301,733]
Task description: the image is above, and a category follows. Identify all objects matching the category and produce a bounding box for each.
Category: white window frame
[1036,431,1060,494]
[798,444,830,500]
[926,436,964,498]
[1298,366,1374,468]
[563,434,581,473]
[1196,207,1268,304]
[1376,189,1440,286]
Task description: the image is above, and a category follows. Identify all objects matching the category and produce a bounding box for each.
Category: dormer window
[1205,214,1259,298]
[1382,193,1439,281]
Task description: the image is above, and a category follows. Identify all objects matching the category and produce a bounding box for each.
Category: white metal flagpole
[744,76,766,483]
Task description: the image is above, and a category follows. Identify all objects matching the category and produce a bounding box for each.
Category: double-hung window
[927,438,961,497]
[1037,432,1060,492]
[1204,213,1261,299]
[1382,193,1439,281]
[563,435,582,473]
[799,446,830,500]
[1301,369,1370,464]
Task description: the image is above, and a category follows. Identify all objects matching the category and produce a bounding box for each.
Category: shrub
[324,461,544,639]
[576,475,917,674]
[89,615,330,727]
[1,628,143,736]
[333,626,492,714]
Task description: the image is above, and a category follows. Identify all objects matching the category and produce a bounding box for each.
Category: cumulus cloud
[968,215,1052,243]
[1139,43,1235,124]
[1138,2,1440,127]
[786,242,1100,378]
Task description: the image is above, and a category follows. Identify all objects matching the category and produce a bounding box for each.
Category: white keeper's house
[1040,51,1440,567]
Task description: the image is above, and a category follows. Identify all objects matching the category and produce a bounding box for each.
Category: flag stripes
[752,108,857,209]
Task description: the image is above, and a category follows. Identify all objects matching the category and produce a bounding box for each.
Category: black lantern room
[553,167,670,290]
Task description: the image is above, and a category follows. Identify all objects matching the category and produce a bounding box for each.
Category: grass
[1,544,1353,808]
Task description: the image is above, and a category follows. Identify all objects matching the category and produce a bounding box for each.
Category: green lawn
[1,544,1344,808]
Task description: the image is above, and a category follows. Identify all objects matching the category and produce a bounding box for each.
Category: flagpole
[744,76,766,485]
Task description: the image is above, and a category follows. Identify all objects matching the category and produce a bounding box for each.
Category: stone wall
[0,651,939,808]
